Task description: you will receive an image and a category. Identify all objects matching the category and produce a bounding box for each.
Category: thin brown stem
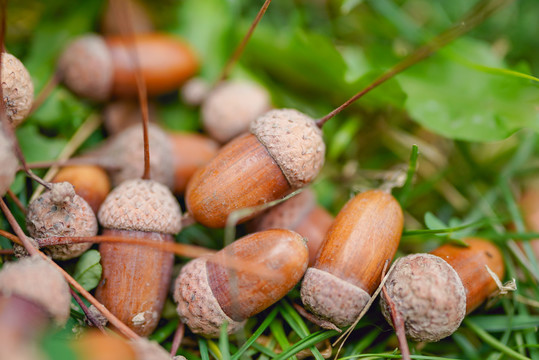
[381,263,411,360]
[37,234,215,258]
[70,287,106,333]
[0,229,21,244]
[29,72,61,115]
[25,157,120,170]
[7,189,26,214]
[216,0,272,84]
[112,0,151,180]
[316,0,515,128]
[0,249,14,255]
[0,198,38,256]
[0,198,139,340]
[170,321,185,356]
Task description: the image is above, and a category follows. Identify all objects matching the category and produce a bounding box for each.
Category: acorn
[53,165,111,214]
[73,330,185,360]
[186,108,325,228]
[57,33,198,101]
[0,257,70,360]
[174,229,309,337]
[15,182,98,260]
[0,256,71,352]
[300,189,403,328]
[380,238,505,342]
[88,123,175,189]
[248,188,333,266]
[201,80,272,143]
[0,128,18,196]
[1,53,34,127]
[96,179,182,336]
[168,132,219,194]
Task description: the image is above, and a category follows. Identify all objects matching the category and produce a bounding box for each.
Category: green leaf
[424,212,447,230]
[341,0,364,15]
[16,125,67,163]
[398,38,539,141]
[73,250,102,291]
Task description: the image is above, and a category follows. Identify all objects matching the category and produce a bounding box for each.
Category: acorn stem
[315,0,514,128]
[6,189,26,214]
[69,287,106,333]
[113,0,151,180]
[170,321,185,356]
[381,269,411,360]
[38,234,215,258]
[216,0,272,84]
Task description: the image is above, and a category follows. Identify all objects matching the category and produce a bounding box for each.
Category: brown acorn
[249,189,333,266]
[53,165,111,214]
[300,189,403,328]
[201,80,272,143]
[1,53,34,127]
[15,182,98,260]
[380,238,505,342]
[57,33,198,101]
[73,330,182,360]
[186,108,325,228]
[174,229,309,337]
[0,256,71,360]
[96,179,182,336]
[88,123,175,189]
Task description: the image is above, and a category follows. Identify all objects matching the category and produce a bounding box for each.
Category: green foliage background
[2,0,539,359]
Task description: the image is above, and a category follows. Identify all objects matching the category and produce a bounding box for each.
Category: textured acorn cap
[250,189,315,231]
[0,129,17,196]
[250,109,325,189]
[301,267,371,328]
[96,123,175,189]
[130,338,175,360]
[202,80,272,143]
[98,179,182,234]
[23,182,97,260]
[380,253,466,342]
[0,256,71,326]
[57,34,113,101]
[174,257,245,337]
[1,53,34,127]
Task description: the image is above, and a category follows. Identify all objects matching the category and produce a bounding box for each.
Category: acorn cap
[250,109,325,189]
[98,179,182,234]
[1,53,34,127]
[0,129,17,196]
[301,267,371,328]
[57,34,113,101]
[202,80,271,143]
[250,189,316,232]
[174,257,245,337]
[0,256,71,326]
[97,123,175,189]
[380,253,466,342]
[25,182,97,260]
[181,77,210,106]
[130,338,175,360]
